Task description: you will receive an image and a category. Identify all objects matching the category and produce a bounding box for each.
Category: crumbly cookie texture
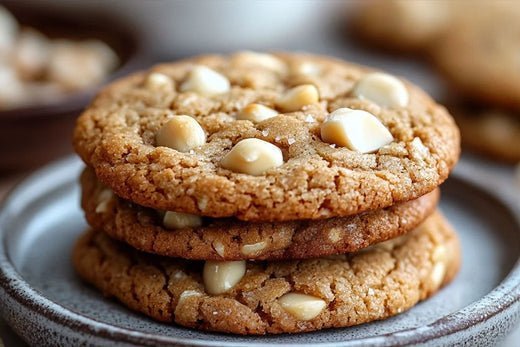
[73,211,460,335]
[433,3,520,110]
[73,52,459,221]
[81,168,439,260]
[450,106,520,163]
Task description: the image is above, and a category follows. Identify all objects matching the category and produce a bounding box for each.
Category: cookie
[73,52,459,221]
[433,3,520,110]
[350,0,456,53]
[451,106,520,163]
[73,211,460,335]
[81,167,440,260]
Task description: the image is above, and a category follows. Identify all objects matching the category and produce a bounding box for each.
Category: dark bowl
[0,1,147,172]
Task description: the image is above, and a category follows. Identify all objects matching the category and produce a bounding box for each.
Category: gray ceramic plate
[0,156,519,347]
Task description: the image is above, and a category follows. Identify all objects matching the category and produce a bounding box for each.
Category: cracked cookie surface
[73,52,459,221]
[81,167,439,260]
[73,211,460,335]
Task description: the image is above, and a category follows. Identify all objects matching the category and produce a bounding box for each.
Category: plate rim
[0,156,519,346]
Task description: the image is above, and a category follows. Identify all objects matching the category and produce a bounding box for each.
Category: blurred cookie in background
[432,2,520,111]
[450,105,520,163]
[349,0,456,53]
[0,5,118,110]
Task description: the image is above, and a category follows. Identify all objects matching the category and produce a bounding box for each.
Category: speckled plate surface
[0,156,519,346]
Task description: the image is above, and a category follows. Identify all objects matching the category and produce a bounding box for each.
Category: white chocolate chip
[203,260,246,295]
[180,65,230,97]
[178,290,202,303]
[432,245,447,263]
[144,72,174,92]
[173,271,187,280]
[411,137,429,158]
[353,72,409,108]
[304,114,315,123]
[278,293,326,321]
[212,241,226,258]
[163,211,202,229]
[430,261,447,288]
[290,61,321,77]
[320,108,394,153]
[197,196,209,211]
[95,189,114,213]
[327,228,342,243]
[277,84,319,112]
[231,51,286,74]
[156,115,206,152]
[221,138,283,176]
[236,103,278,123]
[241,241,267,256]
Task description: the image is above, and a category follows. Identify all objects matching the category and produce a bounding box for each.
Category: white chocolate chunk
[231,51,286,73]
[432,245,447,263]
[236,103,278,123]
[353,72,409,108]
[144,72,174,92]
[180,65,230,97]
[430,261,447,288]
[163,211,202,229]
[290,61,321,77]
[212,241,226,258]
[327,229,342,243]
[241,241,267,256]
[178,290,202,304]
[320,108,394,153]
[203,260,246,295]
[277,84,319,112]
[156,115,206,152]
[221,138,283,176]
[278,293,326,321]
[95,189,114,213]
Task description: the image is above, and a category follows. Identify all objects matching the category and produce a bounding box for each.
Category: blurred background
[0,0,518,345]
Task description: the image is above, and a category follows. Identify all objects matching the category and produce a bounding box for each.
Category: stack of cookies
[72,52,461,334]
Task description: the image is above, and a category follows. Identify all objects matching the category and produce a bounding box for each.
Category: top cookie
[73,52,459,221]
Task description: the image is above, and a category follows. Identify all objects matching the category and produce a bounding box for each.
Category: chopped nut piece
[321,108,393,153]
[156,115,206,152]
[221,138,283,175]
[203,260,246,295]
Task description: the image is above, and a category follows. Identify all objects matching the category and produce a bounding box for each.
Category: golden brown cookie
[73,211,460,335]
[350,0,457,53]
[81,167,440,260]
[451,106,520,163]
[73,52,459,221]
[433,3,520,110]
